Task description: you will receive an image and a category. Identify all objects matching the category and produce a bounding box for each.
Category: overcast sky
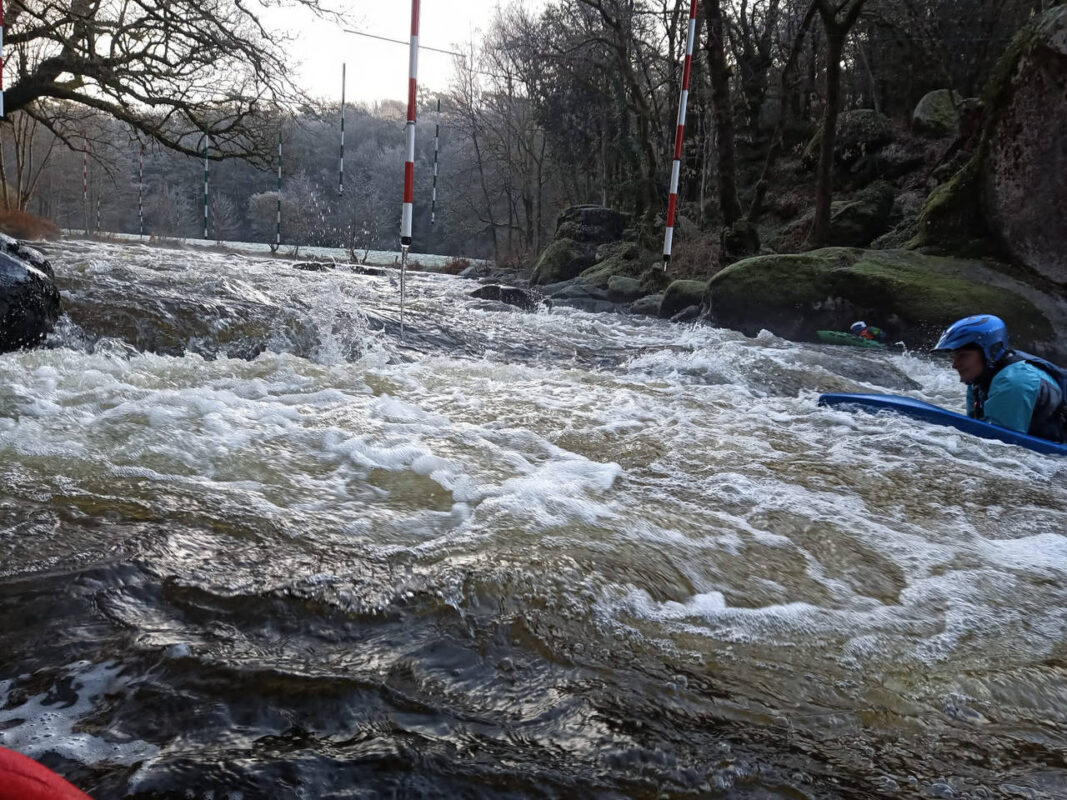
[278,0,547,105]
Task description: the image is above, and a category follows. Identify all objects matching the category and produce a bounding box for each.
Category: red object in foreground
[0,746,92,800]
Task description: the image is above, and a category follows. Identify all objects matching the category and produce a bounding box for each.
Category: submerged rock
[0,238,61,353]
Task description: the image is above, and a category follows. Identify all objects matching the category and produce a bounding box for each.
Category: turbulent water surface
[1,239,1065,799]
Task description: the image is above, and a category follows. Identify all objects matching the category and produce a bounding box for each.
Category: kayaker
[850,321,886,341]
[933,314,1067,441]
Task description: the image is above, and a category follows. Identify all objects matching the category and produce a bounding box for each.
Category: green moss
[531,237,597,286]
[659,279,708,318]
[707,247,1053,347]
[910,155,1000,257]
[577,242,648,288]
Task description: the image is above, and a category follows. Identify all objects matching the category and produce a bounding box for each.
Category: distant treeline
[0,0,1048,263]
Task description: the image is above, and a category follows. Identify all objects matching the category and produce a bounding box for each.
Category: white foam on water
[0,660,159,766]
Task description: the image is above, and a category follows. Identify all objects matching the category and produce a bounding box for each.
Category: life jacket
[972,350,1067,442]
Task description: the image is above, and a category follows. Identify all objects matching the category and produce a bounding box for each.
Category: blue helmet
[933,314,1009,365]
[850,321,866,334]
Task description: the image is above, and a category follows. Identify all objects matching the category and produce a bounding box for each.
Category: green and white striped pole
[203,132,209,239]
[431,97,440,226]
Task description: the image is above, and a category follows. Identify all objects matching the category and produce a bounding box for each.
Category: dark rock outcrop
[801,109,895,172]
[469,284,547,311]
[913,7,1067,284]
[785,181,896,248]
[531,206,631,286]
[0,237,61,353]
[983,7,1067,283]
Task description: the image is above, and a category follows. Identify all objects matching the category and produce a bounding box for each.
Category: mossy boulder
[530,237,598,286]
[912,90,963,137]
[659,279,708,319]
[577,241,649,288]
[788,181,896,248]
[801,109,895,170]
[553,205,629,246]
[606,275,645,303]
[703,248,1060,357]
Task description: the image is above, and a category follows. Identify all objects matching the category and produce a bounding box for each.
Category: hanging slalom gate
[663,0,698,270]
[82,149,88,234]
[276,130,282,249]
[399,0,421,338]
[339,64,346,196]
[203,132,209,239]
[431,97,440,226]
[138,144,144,239]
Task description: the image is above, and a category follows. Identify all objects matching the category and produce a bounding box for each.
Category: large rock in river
[0,235,61,353]
[703,248,1064,359]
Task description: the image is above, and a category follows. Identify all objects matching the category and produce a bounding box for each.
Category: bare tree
[3,0,338,166]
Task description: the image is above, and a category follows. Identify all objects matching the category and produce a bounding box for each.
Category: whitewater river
[1,239,1065,799]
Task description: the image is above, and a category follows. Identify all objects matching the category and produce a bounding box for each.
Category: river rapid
[1,239,1065,799]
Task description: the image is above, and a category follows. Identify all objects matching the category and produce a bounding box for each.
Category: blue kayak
[818,392,1067,456]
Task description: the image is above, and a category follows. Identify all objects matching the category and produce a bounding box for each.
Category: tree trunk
[809,28,845,247]
[807,0,867,248]
[701,0,742,227]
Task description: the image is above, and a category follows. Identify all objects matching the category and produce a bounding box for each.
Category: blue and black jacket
[967,351,1067,442]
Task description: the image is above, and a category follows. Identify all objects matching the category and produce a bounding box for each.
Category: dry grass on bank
[664,230,724,282]
[0,208,61,240]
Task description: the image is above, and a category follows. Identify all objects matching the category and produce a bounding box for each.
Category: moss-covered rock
[982,6,1067,284]
[660,279,708,319]
[913,7,1067,284]
[606,275,644,303]
[553,205,629,245]
[530,237,598,286]
[784,181,896,249]
[911,157,997,257]
[801,109,895,170]
[912,89,963,138]
[577,242,648,288]
[703,247,1060,356]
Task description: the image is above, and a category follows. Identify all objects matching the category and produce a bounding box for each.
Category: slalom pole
[203,131,209,239]
[138,143,144,239]
[276,129,282,249]
[96,195,100,234]
[83,148,88,234]
[399,0,421,339]
[663,0,698,271]
[431,97,440,226]
[339,63,345,196]
[1,1,5,118]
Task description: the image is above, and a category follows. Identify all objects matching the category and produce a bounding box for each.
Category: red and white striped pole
[663,0,698,271]
[1,1,5,118]
[399,0,420,337]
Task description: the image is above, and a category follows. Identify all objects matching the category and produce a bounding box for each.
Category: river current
[1,240,1065,799]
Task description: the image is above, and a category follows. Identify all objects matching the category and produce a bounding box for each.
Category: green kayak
[816,330,886,348]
